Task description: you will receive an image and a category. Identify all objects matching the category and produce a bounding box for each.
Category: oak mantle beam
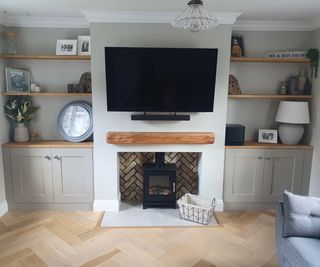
[106,132,215,145]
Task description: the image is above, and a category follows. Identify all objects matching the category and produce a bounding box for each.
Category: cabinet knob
[44,155,51,160]
[257,156,264,160]
[266,156,272,160]
[54,155,60,160]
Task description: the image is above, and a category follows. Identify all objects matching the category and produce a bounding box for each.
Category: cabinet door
[262,149,304,202]
[224,149,265,202]
[11,148,53,203]
[52,148,93,203]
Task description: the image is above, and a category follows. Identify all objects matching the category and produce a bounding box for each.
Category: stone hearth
[119,152,200,201]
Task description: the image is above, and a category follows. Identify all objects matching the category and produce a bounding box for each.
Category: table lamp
[275,101,310,145]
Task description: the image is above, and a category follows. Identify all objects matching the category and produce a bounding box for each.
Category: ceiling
[0,0,320,21]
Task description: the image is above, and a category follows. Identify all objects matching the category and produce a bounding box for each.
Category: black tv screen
[105,47,218,112]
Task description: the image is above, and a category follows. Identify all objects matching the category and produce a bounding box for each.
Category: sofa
[276,191,320,267]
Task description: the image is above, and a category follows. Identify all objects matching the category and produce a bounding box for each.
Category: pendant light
[172,0,218,32]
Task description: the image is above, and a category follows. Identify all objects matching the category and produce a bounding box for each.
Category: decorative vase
[14,123,29,142]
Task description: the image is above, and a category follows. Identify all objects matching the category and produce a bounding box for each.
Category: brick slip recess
[119,152,200,200]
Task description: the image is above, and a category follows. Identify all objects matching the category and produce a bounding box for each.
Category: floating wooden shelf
[228,94,313,100]
[225,141,313,150]
[2,92,92,97]
[107,132,215,144]
[2,140,94,148]
[0,54,91,60]
[230,57,309,63]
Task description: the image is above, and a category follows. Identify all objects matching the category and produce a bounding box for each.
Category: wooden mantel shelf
[2,140,93,148]
[106,132,215,144]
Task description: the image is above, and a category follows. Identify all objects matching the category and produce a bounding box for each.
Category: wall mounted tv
[105,47,218,112]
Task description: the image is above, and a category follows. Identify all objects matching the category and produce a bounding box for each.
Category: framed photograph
[77,36,91,55]
[258,129,278,144]
[5,68,30,92]
[56,39,77,55]
[231,34,246,57]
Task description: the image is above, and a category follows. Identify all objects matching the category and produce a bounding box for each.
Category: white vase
[14,123,29,142]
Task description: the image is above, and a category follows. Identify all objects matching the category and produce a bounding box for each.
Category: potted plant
[4,96,39,142]
[306,48,319,78]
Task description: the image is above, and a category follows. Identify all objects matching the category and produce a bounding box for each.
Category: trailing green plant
[4,96,39,123]
[306,48,319,78]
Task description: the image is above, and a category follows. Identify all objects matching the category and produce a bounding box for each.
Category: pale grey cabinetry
[5,147,93,208]
[52,148,93,203]
[224,149,265,202]
[11,148,53,203]
[261,149,304,202]
[224,148,312,208]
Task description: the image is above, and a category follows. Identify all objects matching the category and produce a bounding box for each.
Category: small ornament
[79,72,91,93]
[228,75,241,95]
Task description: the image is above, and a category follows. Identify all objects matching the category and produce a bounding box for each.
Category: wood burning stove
[143,153,177,209]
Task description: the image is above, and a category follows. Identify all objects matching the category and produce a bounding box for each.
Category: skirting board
[94,199,121,212]
[8,203,93,211]
[214,199,224,212]
[224,202,277,210]
[0,200,8,217]
[94,198,224,212]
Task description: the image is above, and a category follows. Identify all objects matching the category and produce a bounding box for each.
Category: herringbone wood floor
[0,210,279,267]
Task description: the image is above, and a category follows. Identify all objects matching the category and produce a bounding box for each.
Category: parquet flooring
[0,210,279,267]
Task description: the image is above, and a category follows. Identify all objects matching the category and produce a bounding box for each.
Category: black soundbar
[131,114,190,121]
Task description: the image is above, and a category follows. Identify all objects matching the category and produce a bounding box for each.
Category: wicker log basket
[177,193,216,225]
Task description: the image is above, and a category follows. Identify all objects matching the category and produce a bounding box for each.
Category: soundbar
[131,114,190,121]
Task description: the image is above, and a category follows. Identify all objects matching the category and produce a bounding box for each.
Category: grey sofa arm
[276,202,285,266]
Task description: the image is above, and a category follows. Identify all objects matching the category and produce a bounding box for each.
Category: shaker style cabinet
[4,146,93,208]
[11,148,53,203]
[224,148,312,207]
[52,148,93,203]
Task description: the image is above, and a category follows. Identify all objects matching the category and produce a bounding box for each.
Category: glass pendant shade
[172,0,218,32]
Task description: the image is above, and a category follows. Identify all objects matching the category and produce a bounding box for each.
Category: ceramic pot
[14,123,29,142]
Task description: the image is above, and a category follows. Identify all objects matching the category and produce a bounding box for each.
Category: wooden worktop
[225,141,313,149]
[2,140,94,148]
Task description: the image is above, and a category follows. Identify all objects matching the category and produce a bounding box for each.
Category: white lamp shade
[276,101,310,124]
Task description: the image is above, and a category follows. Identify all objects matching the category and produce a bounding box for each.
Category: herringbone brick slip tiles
[119,152,200,200]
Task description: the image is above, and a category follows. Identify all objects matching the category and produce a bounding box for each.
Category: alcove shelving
[230,57,309,63]
[1,53,92,145]
[228,94,313,100]
[0,54,90,60]
[228,55,312,148]
[2,92,92,97]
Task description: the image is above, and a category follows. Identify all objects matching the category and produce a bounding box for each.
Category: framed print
[56,39,77,55]
[231,34,246,57]
[78,36,91,55]
[258,129,278,144]
[5,68,30,92]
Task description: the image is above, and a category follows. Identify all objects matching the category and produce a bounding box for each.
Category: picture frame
[231,34,246,57]
[77,36,91,56]
[56,39,77,55]
[258,129,278,144]
[5,68,30,92]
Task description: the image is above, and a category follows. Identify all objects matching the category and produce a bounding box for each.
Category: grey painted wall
[228,31,311,140]
[91,23,232,207]
[309,29,320,197]
[0,24,9,208]
[5,27,91,140]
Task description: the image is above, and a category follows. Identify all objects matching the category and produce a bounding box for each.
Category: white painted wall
[228,31,311,140]
[0,24,9,216]
[91,23,232,210]
[5,27,91,140]
[308,29,320,197]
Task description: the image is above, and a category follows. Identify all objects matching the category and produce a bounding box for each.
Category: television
[105,47,218,112]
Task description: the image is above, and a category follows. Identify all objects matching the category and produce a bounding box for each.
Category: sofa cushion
[282,236,320,267]
[283,190,320,238]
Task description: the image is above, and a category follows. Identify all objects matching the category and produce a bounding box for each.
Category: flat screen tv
[105,47,218,112]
